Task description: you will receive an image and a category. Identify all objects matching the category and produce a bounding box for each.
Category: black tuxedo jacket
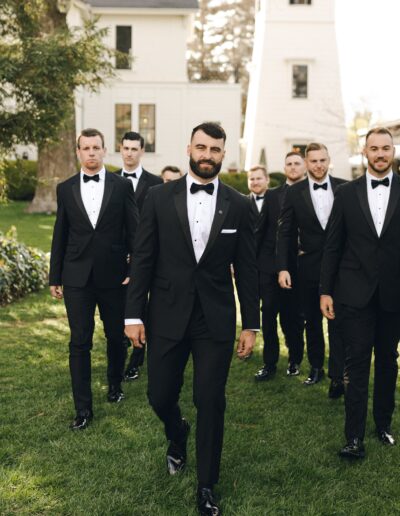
[320,174,400,311]
[117,168,163,213]
[276,176,347,284]
[125,175,260,342]
[49,171,138,288]
[248,193,267,231]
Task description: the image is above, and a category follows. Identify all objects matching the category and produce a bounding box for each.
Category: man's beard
[190,157,222,180]
[368,159,393,175]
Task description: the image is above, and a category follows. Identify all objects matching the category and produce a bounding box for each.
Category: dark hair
[121,131,144,148]
[191,122,226,142]
[285,151,304,160]
[248,165,268,178]
[305,142,328,157]
[161,165,182,176]
[365,127,393,144]
[77,128,105,149]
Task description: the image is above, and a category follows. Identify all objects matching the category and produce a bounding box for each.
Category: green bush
[3,160,38,201]
[219,171,285,194]
[0,227,48,305]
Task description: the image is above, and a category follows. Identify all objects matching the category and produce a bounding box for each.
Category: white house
[243,0,350,178]
[67,0,241,174]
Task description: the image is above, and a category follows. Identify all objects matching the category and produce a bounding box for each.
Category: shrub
[219,171,285,194]
[0,227,48,305]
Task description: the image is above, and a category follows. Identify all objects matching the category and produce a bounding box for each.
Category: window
[292,144,307,156]
[289,0,312,4]
[115,104,131,151]
[116,26,132,69]
[139,104,156,152]
[292,65,308,98]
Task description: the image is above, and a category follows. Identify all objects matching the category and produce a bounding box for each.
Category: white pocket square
[221,229,237,234]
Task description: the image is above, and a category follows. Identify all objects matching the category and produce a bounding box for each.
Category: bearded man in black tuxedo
[321,127,400,458]
[125,122,259,516]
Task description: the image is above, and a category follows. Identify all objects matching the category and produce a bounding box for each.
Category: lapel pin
[219,210,223,214]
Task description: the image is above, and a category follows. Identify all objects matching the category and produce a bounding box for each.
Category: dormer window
[116,26,132,69]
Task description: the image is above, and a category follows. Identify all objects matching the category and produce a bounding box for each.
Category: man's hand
[278,270,292,289]
[122,276,130,285]
[236,330,256,359]
[50,285,63,300]
[320,295,335,320]
[125,324,146,348]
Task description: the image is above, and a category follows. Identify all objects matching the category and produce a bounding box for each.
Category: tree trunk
[27,110,76,213]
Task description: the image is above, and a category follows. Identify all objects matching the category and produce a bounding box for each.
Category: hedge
[0,227,48,305]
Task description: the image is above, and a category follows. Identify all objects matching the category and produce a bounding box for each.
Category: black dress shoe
[124,367,139,381]
[338,437,365,459]
[328,379,345,399]
[70,412,93,431]
[254,365,276,381]
[287,362,300,376]
[197,487,221,516]
[107,384,125,403]
[303,368,324,385]
[377,428,396,446]
[166,419,190,475]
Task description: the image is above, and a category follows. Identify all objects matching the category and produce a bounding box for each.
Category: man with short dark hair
[49,128,138,430]
[254,152,306,381]
[277,143,346,394]
[117,131,163,381]
[321,127,400,458]
[125,122,259,515]
[161,165,182,183]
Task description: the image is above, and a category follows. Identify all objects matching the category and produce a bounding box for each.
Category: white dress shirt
[252,193,265,213]
[80,167,105,229]
[308,175,334,230]
[122,165,142,191]
[366,170,392,237]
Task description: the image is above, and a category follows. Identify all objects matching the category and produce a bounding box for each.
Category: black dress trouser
[146,296,233,486]
[63,278,127,415]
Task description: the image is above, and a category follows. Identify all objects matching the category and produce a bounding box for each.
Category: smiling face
[187,129,225,182]
[364,132,395,178]
[76,135,106,174]
[247,169,269,195]
[305,148,330,183]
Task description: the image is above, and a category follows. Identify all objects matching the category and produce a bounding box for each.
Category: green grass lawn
[0,201,55,252]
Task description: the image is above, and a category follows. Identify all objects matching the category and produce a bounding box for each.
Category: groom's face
[187,130,225,181]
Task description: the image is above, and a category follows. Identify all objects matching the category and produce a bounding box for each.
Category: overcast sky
[336,0,400,123]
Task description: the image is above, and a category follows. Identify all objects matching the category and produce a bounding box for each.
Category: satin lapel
[135,171,148,202]
[330,176,341,193]
[71,175,92,228]
[96,172,114,227]
[355,176,378,237]
[301,179,322,229]
[173,177,197,262]
[198,182,230,266]
[381,175,400,237]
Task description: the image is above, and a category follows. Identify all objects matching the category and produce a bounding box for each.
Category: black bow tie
[190,182,214,195]
[255,195,264,201]
[371,177,390,189]
[83,174,100,183]
[313,182,328,191]
[123,172,137,179]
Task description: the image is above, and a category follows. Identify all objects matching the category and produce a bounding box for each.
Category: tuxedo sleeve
[276,188,295,272]
[49,184,68,286]
[125,188,159,320]
[319,191,346,296]
[123,179,139,260]
[233,198,260,330]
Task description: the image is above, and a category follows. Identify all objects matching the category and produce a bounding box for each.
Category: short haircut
[77,128,105,149]
[285,151,304,160]
[191,122,226,143]
[121,131,144,148]
[365,127,393,144]
[305,142,328,157]
[161,165,182,176]
[248,165,268,179]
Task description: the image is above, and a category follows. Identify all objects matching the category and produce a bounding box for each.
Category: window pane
[289,0,312,4]
[139,104,156,153]
[292,144,307,157]
[115,104,131,152]
[292,65,308,98]
[116,26,132,69]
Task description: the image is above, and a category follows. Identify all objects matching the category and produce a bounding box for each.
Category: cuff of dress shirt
[125,319,143,325]
[244,329,260,332]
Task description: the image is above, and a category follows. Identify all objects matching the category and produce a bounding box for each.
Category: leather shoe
[166,419,190,475]
[328,379,345,399]
[303,368,324,385]
[124,367,139,381]
[70,411,93,430]
[287,362,300,376]
[377,428,396,446]
[197,487,221,516]
[338,437,365,459]
[254,365,276,381]
[107,384,124,403]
